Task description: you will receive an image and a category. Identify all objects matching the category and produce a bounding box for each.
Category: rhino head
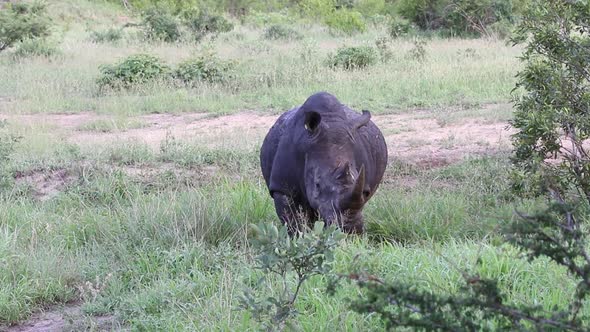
[297,93,373,234]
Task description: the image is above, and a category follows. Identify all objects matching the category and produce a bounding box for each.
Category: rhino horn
[351,164,366,203]
[353,110,371,130]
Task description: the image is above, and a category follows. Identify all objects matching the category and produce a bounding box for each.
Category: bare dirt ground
[3,105,513,163]
[2,106,513,202]
[3,303,118,332]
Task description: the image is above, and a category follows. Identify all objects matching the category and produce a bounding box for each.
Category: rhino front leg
[272,193,304,236]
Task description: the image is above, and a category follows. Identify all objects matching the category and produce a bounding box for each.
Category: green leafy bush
[326,45,377,70]
[173,53,234,86]
[396,0,524,36]
[11,38,59,59]
[182,10,234,42]
[97,54,170,90]
[511,0,590,200]
[0,1,51,52]
[244,9,295,27]
[89,28,123,43]
[240,221,344,330]
[141,7,181,42]
[298,0,336,20]
[388,16,414,38]
[263,24,303,40]
[324,9,366,35]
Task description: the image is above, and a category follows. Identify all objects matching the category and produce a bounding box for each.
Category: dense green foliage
[263,24,303,40]
[140,7,182,42]
[173,53,234,85]
[105,0,527,37]
[388,16,414,38]
[182,10,234,41]
[97,54,170,90]
[240,222,344,329]
[396,0,527,36]
[324,8,367,35]
[511,0,590,203]
[0,1,51,52]
[326,45,378,69]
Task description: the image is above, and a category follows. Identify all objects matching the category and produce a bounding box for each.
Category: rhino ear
[353,110,371,130]
[304,111,322,134]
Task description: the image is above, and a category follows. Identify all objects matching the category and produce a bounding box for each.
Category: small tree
[0,1,51,52]
[511,0,590,203]
[239,221,344,330]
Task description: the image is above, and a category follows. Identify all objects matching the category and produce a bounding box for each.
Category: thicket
[0,1,52,52]
[97,54,170,90]
[139,6,233,42]
[97,53,233,90]
[107,0,529,38]
[326,45,378,69]
[173,53,234,86]
[396,0,528,36]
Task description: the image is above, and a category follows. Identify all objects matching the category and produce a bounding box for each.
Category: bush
[511,0,590,201]
[182,10,234,42]
[326,46,377,70]
[141,7,181,42]
[240,222,344,330]
[324,9,366,35]
[374,37,393,62]
[0,1,51,52]
[89,28,123,43]
[173,53,234,86]
[263,24,302,40]
[244,9,295,27]
[388,16,414,38]
[298,0,336,20]
[0,120,20,189]
[11,38,59,59]
[396,0,523,36]
[97,54,170,90]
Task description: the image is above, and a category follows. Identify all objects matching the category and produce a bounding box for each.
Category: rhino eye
[363,190,370,198]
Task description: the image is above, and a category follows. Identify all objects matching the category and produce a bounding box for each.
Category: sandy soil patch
[2,106,513,169]
[4,303,118,332]
[14,168,78,201]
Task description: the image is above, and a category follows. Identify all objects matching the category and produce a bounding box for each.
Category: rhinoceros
[260,92,388,234]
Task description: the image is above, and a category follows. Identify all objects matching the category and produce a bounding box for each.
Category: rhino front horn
[352,164,366,203]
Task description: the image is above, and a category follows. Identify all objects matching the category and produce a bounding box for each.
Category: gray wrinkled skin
[260,92,388,234]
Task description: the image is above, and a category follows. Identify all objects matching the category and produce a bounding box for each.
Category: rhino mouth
[318,203,364,234]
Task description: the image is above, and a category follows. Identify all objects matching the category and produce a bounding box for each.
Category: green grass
[0,137,559,329]
[77,117,146,133]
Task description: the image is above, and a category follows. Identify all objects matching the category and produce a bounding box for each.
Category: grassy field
[0,1,580,331]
